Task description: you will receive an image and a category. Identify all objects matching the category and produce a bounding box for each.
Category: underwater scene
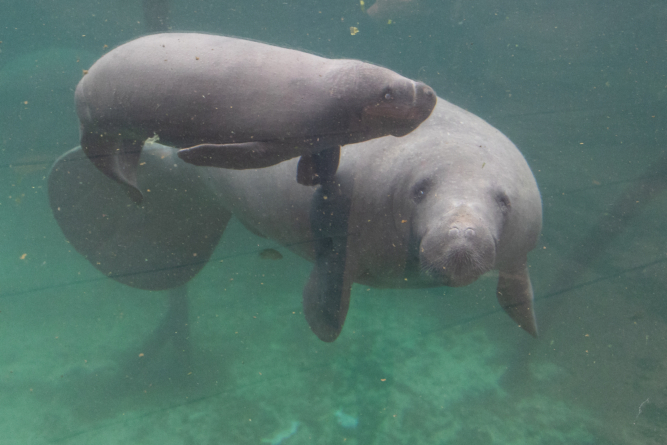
[1,0,666,443]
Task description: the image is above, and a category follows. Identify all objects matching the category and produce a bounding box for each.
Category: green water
[1,0,666,443]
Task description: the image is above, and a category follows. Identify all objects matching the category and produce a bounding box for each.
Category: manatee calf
[75,32,436,203]
[49,98,541,343]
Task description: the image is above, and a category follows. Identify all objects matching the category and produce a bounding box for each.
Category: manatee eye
[496,190,511,214]
[411,178,433,204]
[382,87,394,101]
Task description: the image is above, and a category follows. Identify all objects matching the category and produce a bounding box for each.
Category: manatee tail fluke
[48,143,231,291]
[80,133,144,204]
[496,264,538,337]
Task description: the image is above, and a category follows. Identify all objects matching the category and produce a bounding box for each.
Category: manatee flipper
[178,141,298,169]
[80,132,144,204]
[49,143,230,290]
[496,263,538,337]
[303,176,352,342]
[302,255,352,342]
[296,146,341,186]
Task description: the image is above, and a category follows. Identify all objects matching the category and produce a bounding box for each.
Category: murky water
[1,1,665,443]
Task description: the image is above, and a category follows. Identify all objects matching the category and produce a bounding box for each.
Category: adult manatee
[50,98,541,342]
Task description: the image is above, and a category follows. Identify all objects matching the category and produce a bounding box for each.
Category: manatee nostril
[448,227,460,237]
[465,228,476,237]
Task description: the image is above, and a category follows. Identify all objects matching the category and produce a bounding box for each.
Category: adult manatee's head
[327,60,436,142]
[375,99,542,336]
[394,146,518,288]
[411,175,511,287]
[380,100,542,292]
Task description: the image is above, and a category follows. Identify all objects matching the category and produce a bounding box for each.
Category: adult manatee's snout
[420,208,497,287]
[362,81,436,137]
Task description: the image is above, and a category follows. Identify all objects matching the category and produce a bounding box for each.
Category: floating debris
[145,133,160,144]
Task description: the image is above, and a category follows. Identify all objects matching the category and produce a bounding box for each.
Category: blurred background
[0,0,665,443]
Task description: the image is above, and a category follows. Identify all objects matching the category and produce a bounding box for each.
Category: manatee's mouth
[361,104,431,137]
[363,102,428,120]
[421,246,494,287]
[419,228,497,287]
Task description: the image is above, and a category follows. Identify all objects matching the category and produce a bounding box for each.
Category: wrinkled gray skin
[76,33,436,203]
[50,98,541,342]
